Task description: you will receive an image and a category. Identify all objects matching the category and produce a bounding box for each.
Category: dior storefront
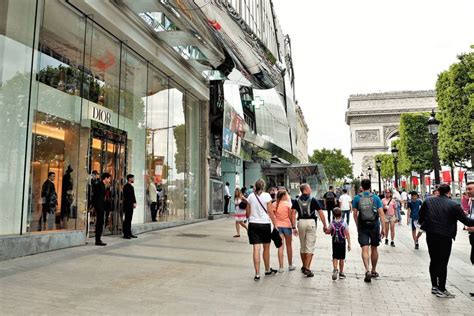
[0,0,209,259]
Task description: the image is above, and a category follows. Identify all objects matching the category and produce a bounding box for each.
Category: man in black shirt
[92,173,111,246]
[324,186,337,225]
[292,183,328,277]
[40,172,57,231]
[123,174,137,239]
[419,183,474,298]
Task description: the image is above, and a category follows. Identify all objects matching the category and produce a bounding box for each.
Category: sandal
[264,268,278,276]
[364,271,372,283]
[233,235,240,238]
[371,271,379,278]
[254,275,260,281]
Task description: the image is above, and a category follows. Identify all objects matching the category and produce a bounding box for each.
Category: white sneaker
[288,265,296,271]
[436,290,456,298]
[278,268,285,273]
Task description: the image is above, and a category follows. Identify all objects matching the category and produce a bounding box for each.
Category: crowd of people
[229,178,474,299]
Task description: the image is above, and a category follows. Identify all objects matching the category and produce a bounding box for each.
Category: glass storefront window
[146,67,169,222]
[28,1,85,232]
[0,0,38,235]
[168,83,186,221]
[185,93,201,219]
[119,46,147,223]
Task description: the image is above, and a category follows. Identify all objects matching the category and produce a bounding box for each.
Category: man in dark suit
[93,173,111,246]
[123,174,137,239]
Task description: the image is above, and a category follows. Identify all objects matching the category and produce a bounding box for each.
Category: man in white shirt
[224,182,231,214]
[401,189,408,211]
[338,189,352,225]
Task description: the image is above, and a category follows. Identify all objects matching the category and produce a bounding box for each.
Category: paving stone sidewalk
[0,217,473,315]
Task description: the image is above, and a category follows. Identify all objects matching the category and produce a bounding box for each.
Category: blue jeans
[342,210,350,225]
[396,202,402,222]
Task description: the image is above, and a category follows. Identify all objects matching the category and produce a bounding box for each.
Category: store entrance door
[89,123,127,236]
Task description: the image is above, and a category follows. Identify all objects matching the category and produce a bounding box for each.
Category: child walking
[329,207,351,280]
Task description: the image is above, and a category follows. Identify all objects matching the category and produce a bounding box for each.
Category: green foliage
[374,154,394,180]
[308,148,353,183]
[435,51,474,167]
[398,113,433,173]
[173,124,186,174]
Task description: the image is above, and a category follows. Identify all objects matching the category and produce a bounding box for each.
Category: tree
[374,153,394,180]
[309,148,352,184]
[398,113,433,193]
[435,50,474,168]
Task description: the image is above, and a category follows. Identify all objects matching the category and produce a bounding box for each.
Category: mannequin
[61,165,74,228]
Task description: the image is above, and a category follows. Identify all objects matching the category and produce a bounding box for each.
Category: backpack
[358,193,377,225]
[325,191,336,201]
[297,198,311,217]
[331,220,346,243]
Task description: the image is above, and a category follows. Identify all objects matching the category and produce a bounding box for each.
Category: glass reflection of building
[0,0,204,238]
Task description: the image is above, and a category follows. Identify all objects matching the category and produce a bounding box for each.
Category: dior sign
[90,105,112,126]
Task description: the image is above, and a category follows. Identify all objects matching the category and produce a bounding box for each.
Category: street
[0,217,473,315]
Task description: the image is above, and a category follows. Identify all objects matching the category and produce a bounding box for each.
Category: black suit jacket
[92,181,106,212]
[123,183,136,212]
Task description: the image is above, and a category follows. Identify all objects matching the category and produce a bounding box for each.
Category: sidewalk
[0,216,472,315]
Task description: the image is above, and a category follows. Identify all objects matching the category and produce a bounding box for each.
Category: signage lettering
[92,106,112,125]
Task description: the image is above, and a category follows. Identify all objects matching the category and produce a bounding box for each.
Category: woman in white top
[246,179,278,281]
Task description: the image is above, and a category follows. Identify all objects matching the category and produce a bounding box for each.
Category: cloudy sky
[273,0,474,158]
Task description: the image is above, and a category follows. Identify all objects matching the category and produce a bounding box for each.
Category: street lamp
[427,109,441,185]
[391,147,399,189]
[376,158,382,194]
[368,165,372,183]
[360,172,364,179]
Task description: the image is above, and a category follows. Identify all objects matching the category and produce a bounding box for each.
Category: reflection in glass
[186,94,201,219]
[146,67,169,222]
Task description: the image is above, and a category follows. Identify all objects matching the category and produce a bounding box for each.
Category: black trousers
[426,232,452,291]
[123,209,134,237]
[95,208,104,243]
[224,196,231,214]
[150,202,157,221]
[470,233,474,265]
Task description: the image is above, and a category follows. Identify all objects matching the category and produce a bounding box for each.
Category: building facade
[1,0,309,260]
[295,104,309,163]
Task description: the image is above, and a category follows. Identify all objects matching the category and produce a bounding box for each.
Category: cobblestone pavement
[0,216,473,315]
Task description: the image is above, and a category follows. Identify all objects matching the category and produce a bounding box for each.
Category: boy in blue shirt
[407,191,423,249]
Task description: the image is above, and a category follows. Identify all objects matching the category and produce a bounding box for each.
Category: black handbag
[255,194,283,248]
[238,199,248,210]
[271,228,283,248]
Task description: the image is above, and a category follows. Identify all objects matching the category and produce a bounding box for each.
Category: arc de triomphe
[346,90,437,187]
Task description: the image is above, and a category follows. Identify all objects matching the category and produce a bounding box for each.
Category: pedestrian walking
[465,182,474,265]
[224,182,231,214]
[401,189,408,212]
[292,183,328,277]
[40,172,58,231]
[233,188,248,237]
[329,207,351,280]
[407,191,423,249]
[419,184,474,298]
[246,179,279,281]
[123,174,137,239]
[92,173,111,246]
[338,189,352,225]
[149,180,158,222]
[352,179,386,283]
[323,186,337,224]
[272,189,296,273]
[382,189,398,247]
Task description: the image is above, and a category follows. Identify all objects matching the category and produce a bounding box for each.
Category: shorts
[278,227,292,236]
[385,215,397,223]
[298,219,316,254]
[357,224,381,247]
[332,241,346,260]
[248,223,271,244]
[411,219,420,231]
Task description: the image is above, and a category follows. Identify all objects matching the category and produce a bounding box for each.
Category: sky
[272,0,474,159]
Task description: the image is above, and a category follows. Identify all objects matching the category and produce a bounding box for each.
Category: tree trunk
[419,171,425,196]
